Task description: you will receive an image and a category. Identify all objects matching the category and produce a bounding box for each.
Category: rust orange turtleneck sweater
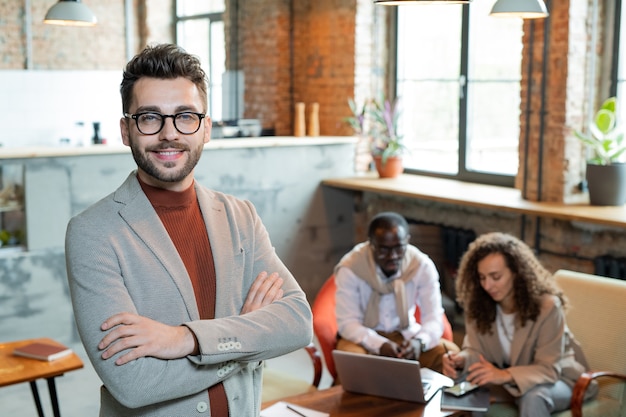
[140,176,228,417]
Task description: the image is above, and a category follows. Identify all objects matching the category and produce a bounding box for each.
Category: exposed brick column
[516,0,605,203]
[229,0,385,138]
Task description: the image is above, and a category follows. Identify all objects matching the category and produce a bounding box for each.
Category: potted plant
[346,95,407,178]
[575,96,626,205]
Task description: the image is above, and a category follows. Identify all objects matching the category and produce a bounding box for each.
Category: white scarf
[334,242,421,329]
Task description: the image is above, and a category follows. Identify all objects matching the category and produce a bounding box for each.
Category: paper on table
[260,401,329,417]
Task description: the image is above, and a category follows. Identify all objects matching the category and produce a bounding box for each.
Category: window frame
[174,3,225,118]
[390,5,516,187]
[611,0,623,98]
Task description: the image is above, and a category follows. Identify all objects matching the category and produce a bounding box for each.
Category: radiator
[594,255,626,280]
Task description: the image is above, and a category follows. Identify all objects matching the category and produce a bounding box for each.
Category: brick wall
[291,0,357,136]
[0,0,24,68]
[516,0,606,203]
[0,0,127,70]
[4,1,624,268]
[2,1,381,136]
[231,0,370,136]
[0,0,176,70]
[234,0,291,135]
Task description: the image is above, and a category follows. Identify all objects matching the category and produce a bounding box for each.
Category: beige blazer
[66,172,312,416]
[461,294,590,397]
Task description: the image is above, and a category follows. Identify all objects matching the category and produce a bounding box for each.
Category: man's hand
[379,341,401,358]
[99,271,284,366]
[99,313,197,365]
[240,271,284,314]
[380,340,417,359]
[466,355,513,386]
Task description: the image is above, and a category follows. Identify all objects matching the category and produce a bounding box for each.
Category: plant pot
[586,162,626,206]
[374,156,403,178]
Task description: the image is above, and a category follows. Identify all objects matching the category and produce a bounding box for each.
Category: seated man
[335,211,458,373]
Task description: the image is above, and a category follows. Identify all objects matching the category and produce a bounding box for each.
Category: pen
[286,404,308,417]
[443,342,452,360]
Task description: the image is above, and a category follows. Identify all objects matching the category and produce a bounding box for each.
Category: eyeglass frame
[124,111,206,135]
[369,239,409,257]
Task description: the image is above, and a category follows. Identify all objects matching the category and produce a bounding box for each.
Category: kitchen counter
[0,134,358,394]
[0,135,357,298]
[0,136,356,160]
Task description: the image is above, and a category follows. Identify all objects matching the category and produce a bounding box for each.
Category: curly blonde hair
[455,232,566,334]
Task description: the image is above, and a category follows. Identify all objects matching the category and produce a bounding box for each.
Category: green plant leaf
[594,109,616,135]
[575,96,623,165]
[600,96,616,113]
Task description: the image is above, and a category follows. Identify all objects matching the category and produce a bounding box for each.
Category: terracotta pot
[374,156,403,178]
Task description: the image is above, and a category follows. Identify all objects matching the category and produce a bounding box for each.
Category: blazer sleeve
[461,296,564,397]
[66,187,312,409]
[184,197,313,364]
[66,206,239,409]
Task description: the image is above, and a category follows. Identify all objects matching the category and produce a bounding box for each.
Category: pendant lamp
[375,0,470,5]
[44,0,97,26]
[489,0,549,19]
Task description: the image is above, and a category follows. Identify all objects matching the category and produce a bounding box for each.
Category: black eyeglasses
[371,241,408,257]
[124,111,206,135]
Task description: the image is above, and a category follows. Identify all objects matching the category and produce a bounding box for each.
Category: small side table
[0,337,84,417]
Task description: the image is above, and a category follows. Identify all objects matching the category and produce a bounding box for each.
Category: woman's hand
[466,355,514,385]
[442,350,465,379]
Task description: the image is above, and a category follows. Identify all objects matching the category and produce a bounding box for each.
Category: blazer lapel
[115,174,200,320]
[510,317,533,366]
[482,322,509,368]
[195,185,241,315]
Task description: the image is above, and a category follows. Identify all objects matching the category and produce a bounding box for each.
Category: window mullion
[458,4,470,177]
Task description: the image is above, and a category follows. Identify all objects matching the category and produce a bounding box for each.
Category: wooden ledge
[322,174,626,228]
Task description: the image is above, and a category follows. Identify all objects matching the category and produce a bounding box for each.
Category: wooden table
[262,385,467,416]
[0,338,84,417]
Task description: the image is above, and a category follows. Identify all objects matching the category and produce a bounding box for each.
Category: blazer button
[196,401,208,412]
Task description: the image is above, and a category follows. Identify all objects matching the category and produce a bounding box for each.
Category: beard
[128,137,204,184]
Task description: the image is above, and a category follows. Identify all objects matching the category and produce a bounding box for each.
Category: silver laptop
[332,350,453,403]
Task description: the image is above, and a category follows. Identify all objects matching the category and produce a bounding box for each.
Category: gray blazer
[460,294,592,398]
[66,172,313,416]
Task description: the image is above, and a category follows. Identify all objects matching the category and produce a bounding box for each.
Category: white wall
[0,70,123,148]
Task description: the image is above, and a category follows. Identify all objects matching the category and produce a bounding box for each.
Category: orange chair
[311,274,454,382]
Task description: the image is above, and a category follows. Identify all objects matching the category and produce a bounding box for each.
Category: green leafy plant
[575,97,626,166]
[345,95,407,165]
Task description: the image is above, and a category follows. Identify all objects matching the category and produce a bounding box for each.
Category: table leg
[47,377,61,417]
[29,380,45,417]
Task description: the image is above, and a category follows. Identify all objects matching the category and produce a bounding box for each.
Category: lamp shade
[375,0,470,5]
[489,0,548,19]
[44,0,97,26]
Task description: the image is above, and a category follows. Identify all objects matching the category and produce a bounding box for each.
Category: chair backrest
[554,269,626,402]
[312,274,454,381]
[311,275,339,379]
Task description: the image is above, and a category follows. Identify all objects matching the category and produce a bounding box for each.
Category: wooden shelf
[322,173,626,229]
[0,204,23,213]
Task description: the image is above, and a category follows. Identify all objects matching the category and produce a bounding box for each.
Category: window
[615,1,626,122]
[176,0,226,120]
[395,1,523,186]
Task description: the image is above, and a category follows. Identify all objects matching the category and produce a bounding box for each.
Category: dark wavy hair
[455,232,566,334]
[120,43,208,114]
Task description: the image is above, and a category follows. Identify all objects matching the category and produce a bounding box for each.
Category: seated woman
[442,232,597,417]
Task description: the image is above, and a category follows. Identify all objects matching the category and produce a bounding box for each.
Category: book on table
[13,342,73,361]
[440,388,490,412]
